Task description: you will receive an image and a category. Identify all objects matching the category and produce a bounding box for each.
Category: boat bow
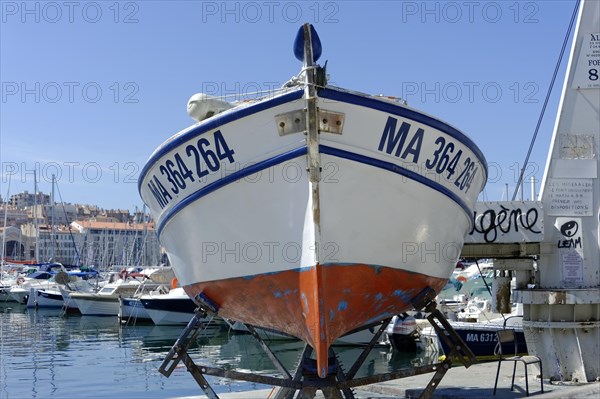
[139,23,487,379]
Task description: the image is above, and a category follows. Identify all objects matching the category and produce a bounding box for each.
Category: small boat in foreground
[139,24,487,377]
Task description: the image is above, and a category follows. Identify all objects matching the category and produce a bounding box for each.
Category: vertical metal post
[302,24,321,184]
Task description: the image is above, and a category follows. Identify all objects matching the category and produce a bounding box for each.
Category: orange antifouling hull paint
[184,263,446,378]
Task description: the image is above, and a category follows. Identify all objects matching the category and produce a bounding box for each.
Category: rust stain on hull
[184,263,446,378]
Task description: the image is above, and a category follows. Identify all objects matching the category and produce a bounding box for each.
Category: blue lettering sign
[148,129,236,209]
[377,117,423,162]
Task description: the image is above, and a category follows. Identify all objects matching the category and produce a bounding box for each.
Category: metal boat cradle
[160,287,476,399]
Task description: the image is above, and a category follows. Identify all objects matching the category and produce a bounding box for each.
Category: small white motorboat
[69,280,142,316]
[139,287,198,325]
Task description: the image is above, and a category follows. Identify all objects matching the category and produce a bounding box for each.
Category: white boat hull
[9,286,29,304]
[144,308,192,325]
[33,289,65,308]
[70,295,121,316]
[0,282,18,302]
[119,298,151,322]
[139,288,197,325]
[140,86,487,375]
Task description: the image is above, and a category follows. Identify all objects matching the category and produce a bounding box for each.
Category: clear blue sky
[1,0,579,211]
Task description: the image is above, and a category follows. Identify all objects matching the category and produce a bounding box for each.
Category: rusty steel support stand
[158,309,221,399]
[274,319,391,399]
[158,288,477,399]
[413,308,478,399]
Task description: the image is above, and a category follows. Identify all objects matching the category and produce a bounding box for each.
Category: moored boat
[421,317,527,361]
[29,270,101,309]
[139,287,197,325]
[386,314,419,352]
[139,24,487,377]
[33,288,65,308]
[69,281,142,316]
[118,267,176,323]
[9,265,59,304]
[119,297,152,323]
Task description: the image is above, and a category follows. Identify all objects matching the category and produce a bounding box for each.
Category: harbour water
[0,303,436,399]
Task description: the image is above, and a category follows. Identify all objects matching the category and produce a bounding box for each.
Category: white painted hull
[142,88,485,277]
[119,298,151,322]
[59,286,87,312]
[140,86,487,375]
[144,308,192,326]
[139,288,197,325]
[9,287,28,304]
[1,279,20,302]
[70,295,120,316]
[33,289,65,308]
[69,281,142,316]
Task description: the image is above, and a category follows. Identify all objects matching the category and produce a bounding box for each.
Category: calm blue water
[0,303,434,399]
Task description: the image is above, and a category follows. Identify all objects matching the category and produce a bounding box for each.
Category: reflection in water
[1,303,434,398]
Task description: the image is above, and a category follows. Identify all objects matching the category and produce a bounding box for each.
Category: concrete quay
[177,360,599,398]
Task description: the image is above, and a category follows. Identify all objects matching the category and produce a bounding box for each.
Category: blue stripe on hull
[318,88,488,177]
[156,143,474,236]
[319,145,473,220]
[38,291,63,301]
[157,146,308,237]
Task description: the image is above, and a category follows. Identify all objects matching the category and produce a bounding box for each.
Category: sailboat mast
[51,174,56,261]
[33,169,39,262]
[1,174,11,268]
